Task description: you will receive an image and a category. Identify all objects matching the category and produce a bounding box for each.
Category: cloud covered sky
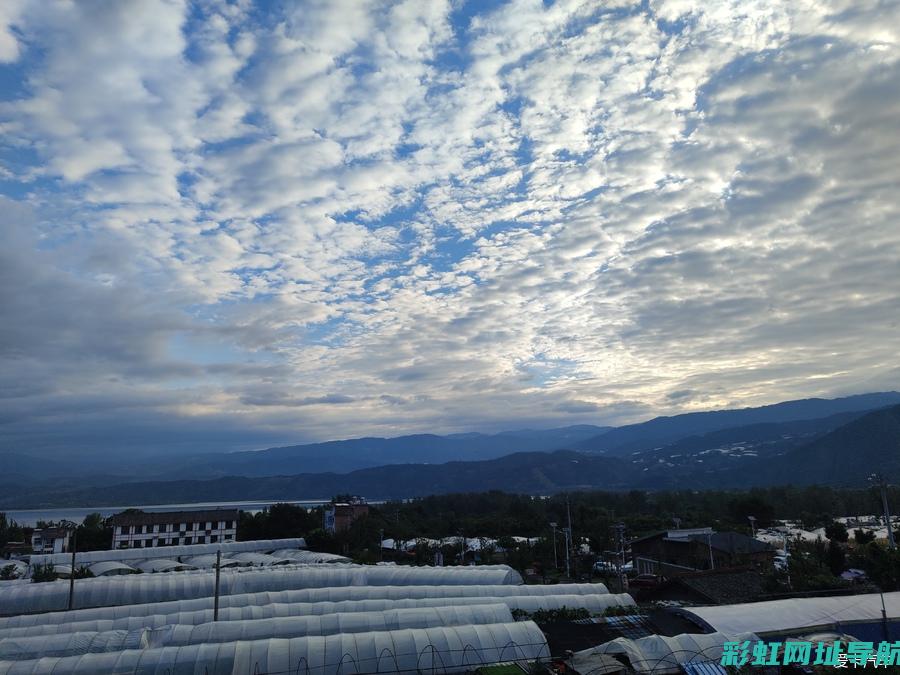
[1,0,899,456]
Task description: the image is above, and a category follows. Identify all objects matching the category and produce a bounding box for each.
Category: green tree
[75,513,112,551]
[854,529,876,545]
[826,539,846,575]
[31,563,57,583]
[824,521,849,543]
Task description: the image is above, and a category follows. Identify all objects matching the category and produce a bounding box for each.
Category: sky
[1,0,899,457]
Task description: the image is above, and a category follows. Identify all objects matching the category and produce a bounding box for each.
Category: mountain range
[2,392,900,508]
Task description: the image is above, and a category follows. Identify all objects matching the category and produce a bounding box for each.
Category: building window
[185,537,193,545]
[198,536,206,544]
[211,535,218,543]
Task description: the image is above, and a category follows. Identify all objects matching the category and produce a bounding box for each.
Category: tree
[728,496,775,528]
[0,512,26,549]
[31,563,57,583]
[854,529,876,545]
[75,513,112,551]
[826,539,846,575]
[824,521,849,543]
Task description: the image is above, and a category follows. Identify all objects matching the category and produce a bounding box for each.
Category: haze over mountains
[3,392,900,509]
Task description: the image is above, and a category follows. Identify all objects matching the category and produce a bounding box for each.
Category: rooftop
[109,509,239,527]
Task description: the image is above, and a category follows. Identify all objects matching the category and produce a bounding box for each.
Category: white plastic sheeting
[271,549,351,564]
[0,565,523,616]
[0,581,601,628]
[183,555,245,569]
[681,591,900,637]
[572,632,759,674]
[228,552,291,566]
[0,604,515,660]
[0,621,549,675]
[0,629,148,661]
[0,594,633,638]
[134,559,197,573]
[28,538,307,566]
[88,562,137,577]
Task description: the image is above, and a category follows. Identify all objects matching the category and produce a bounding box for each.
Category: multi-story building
[109,509,239,549]
[323,498,369,534]
[31,527,71,554]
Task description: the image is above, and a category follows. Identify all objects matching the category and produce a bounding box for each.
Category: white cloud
[0,0,898,454]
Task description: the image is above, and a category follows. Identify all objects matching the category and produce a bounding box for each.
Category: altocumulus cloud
[1,0,899,456]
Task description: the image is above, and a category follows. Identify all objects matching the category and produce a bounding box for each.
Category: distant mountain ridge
[2,391,899,502]
[573,392,900,456]
[4,401,900,509]
[167,425,613,478]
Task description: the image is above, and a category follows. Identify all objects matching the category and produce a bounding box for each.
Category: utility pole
[612,522,627,591]
[64,521,77,611]
[549,522,558,570]
[706,531,715,570]
[870,474,896,549]
[563,527,571,578]
[213,549,221,621]
[379,529,384,562]
[748,515,757,539]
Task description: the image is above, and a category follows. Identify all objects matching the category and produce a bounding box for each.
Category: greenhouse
[0,604,516,660]
[228,552,292,566]
[0,621,550,675]
[0,594,633,638]
[270,549,351,564]
[571,631,759,674]
[0,581,604,628]
[135,559,197,573]
[28,538,308,567]
[0,564,523,616]
[182,554,246,569]
[88,562,138,577]
[678,591,900,638]
[0,581,605,628]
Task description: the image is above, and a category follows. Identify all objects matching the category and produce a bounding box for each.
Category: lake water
[3,500,332,526]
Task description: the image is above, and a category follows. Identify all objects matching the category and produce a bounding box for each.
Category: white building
[109,509,238,550]
[30,527,71,554]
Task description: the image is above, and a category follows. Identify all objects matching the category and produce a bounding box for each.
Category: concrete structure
[30,527,70,554]
[109,509,238,550]
[323,497,369,533]
[630,528,773,575]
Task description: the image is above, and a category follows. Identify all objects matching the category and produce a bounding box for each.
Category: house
[648,568,768,604]
[630,528,773,576]
[109,509,239,549]
[31,527,71,554]
[323,497,369,534]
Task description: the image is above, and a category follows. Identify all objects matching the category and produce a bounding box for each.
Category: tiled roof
[109,509,239,527]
